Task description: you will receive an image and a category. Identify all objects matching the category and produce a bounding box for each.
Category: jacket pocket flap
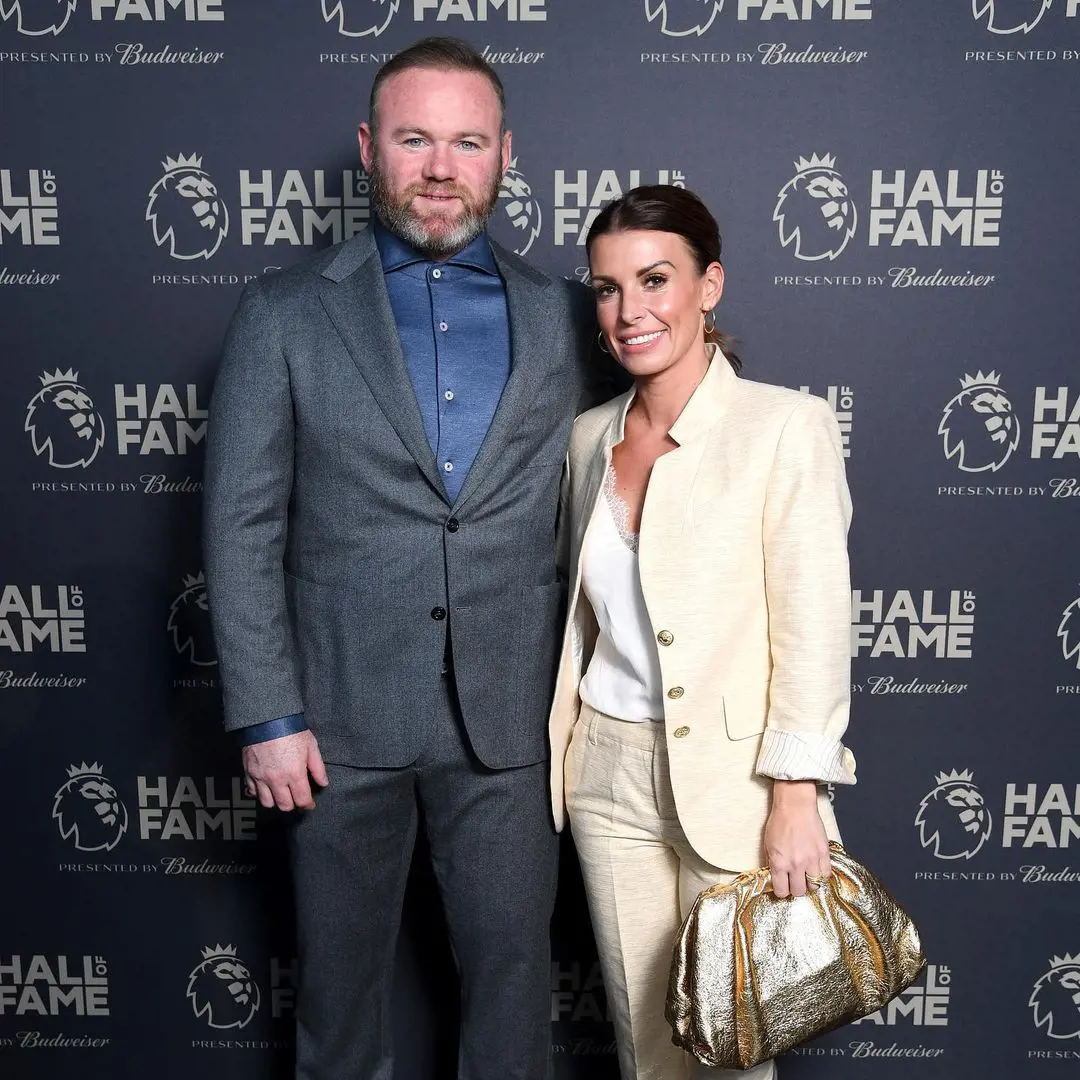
[722,696,768,741]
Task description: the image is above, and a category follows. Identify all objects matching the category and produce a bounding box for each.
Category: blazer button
[667,686,684,700]
[431,607,446,621]
[657,630,674,646]
[674,726,690,739]
[446,518,460,533]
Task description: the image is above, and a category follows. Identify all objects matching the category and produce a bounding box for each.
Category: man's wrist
[236,714,308,746]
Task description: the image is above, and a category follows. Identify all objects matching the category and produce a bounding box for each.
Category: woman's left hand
[764,779,831,899]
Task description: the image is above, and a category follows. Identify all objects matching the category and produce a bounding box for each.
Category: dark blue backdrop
[2,1,1079,1076]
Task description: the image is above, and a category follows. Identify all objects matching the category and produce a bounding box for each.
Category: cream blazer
[548,349,853,871]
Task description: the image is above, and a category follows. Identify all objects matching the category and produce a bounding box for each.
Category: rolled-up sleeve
[757,727,856,784]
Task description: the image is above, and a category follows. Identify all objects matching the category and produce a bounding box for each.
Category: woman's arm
[758,395,855,896]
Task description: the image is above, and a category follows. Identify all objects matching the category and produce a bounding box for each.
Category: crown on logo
[182,572,207,590]
[1048,954,1080,969]
[934,769,975,786]
[39,368,80,388]
[958,371,1002,390]
[161,153,204,175]
[66,762,104,778]
[201,944,239,960]
[794,153,837,173]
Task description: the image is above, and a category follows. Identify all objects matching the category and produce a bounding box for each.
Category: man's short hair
[369,36,506,133]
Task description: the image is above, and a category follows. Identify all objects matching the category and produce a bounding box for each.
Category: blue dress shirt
[238,221,512,746]
[375,219,511,502]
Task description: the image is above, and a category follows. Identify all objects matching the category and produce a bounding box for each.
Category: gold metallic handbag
[666,841,926,1069]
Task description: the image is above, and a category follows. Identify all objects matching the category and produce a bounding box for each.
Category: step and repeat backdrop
[1,2,1078,1077]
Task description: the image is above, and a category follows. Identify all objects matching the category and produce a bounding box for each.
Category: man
[203,36,614,1080]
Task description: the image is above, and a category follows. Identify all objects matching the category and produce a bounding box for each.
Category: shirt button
[674,726,690,739]
[439,321,448,332]
[667,686,684,700]
[432,268,442,279]
[444,390,454,401]
[446,518,460,533]
[431,606,446,621]
[443,461,454,473]
[657,630,674,646]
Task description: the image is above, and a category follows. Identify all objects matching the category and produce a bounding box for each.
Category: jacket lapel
[451,243,554,512]
[568,400,630,656]
[571,407,625,578]
[316,229,445,497]
[638,348,735,584]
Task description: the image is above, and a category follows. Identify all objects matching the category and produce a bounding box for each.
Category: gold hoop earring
[703,310,717,335]
[597,331,612,355]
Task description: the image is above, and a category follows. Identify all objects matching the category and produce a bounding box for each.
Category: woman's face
[589,228,723,379]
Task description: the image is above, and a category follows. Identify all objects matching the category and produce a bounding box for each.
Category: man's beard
[370,156,502,259]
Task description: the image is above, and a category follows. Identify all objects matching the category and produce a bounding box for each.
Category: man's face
[359,67,511,259]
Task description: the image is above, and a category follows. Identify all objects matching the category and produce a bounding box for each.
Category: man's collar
[372,216,499,276]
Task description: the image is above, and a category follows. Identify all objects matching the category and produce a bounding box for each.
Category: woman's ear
[701,262,725,312]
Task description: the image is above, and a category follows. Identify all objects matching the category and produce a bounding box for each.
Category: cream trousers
[566,704,777,1080]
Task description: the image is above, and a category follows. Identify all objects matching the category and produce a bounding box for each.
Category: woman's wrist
[771,778,819,807]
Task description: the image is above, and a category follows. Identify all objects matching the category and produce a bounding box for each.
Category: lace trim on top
[603,462,639,553]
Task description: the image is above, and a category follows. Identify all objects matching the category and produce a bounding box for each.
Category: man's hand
[763,779,831,899]
[242,730,329,811]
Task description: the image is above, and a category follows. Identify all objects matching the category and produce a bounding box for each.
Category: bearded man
[203,37,616,1080]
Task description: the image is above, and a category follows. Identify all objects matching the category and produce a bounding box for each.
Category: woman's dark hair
[585,185,741,373]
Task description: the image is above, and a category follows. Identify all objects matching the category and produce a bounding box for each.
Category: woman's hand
[764,779,831,898]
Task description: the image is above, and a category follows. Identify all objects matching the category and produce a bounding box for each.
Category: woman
[547,185,857,1080]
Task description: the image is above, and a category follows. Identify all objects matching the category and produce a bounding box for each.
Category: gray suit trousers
[288,672,558,1080]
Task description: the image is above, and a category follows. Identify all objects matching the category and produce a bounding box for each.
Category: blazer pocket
[722,696,768,742]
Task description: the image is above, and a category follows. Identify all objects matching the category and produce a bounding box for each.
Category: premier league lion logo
[1030,955,1080,1039]
[167,572,218,667]
[146,154,229,261]
[773,153,858,262]
[973,0,1054,36]
[25,368,105,469]
[1059,594,1080,671]
[52,763,129,853]
[938,371,1021,474]
[0,0,76,36]
[915,769,993,860]
[645,0,724,36]
[187,945,261,1030]
[496,159,542,257]
[322,0,399,37]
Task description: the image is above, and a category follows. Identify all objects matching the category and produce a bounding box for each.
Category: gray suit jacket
[203,226,610,770]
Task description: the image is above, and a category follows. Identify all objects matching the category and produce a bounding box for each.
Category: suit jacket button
[674,726,690,738]
[667,686,684,699]
[431,607,446,621]
[446,518,460,533]
[657,630,674,646]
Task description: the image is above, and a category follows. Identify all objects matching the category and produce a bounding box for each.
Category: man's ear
[501,129,513,177]
[358,122,375,173]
